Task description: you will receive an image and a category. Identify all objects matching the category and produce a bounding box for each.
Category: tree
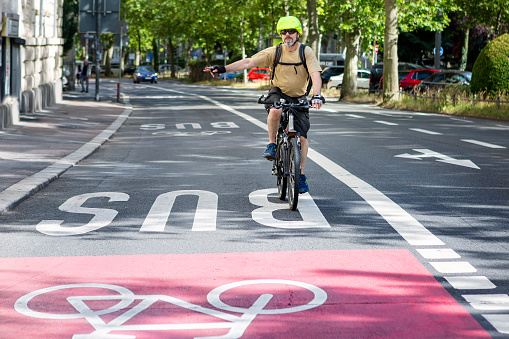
[323,0,384,98]
[383,0,399,101]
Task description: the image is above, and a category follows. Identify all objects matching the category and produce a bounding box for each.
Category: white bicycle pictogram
[15,279,327,339]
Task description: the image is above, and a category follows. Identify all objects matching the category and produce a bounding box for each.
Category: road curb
[0,97,132,215]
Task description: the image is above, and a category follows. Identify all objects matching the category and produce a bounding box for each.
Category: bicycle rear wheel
[288,137,301,210]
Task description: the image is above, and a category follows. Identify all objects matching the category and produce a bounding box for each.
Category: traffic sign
[433,47,444,56]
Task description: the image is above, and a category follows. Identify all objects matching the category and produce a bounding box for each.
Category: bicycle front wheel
[276,140,287,201]
[287,137,301,211]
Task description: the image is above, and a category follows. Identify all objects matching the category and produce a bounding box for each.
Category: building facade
[1,0,63,129]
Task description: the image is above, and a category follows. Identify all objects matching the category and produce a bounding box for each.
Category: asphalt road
[1,79,508,338]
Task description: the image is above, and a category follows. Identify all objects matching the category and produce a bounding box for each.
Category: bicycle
[258,95,310,211]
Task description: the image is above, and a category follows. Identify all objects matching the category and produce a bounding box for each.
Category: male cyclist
[205,16,324,193]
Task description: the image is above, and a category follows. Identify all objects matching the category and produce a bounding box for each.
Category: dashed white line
[462,139,506,149]
[345,114,365,119]
[445,276,496,290]
[430,261,477,273]
[463,294,509,311]
[410,128,443,135]
[375,120,398,126]
[416,248,461,259]
[482,315,509,334]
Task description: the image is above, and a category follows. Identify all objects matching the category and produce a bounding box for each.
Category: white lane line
[375,120,398,126]
[307,149,443,246]
[410,128,443,135]
[345,114,365,119]
[462,139,506,149]
[463,294,509,311]
[416,248,461,259]
[445,276,496,290]
[430,261,477,274]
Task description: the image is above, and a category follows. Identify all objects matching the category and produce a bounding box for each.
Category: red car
[247,68,271,81]
[399,69,439,90]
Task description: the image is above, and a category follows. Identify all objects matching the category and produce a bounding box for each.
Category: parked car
[369,62,425,93]
[124,64,135,75]
[326,70,370,89]
[247,68,270,81]
[133,66,158,83]
[220,71,243,80]
[320,66,345,85]
[415,70,472,92]
[399,69,439,91]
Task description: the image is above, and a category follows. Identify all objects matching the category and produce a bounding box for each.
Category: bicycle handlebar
[257,95,310,109]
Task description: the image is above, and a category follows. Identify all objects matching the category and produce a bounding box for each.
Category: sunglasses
[280,29,298,35]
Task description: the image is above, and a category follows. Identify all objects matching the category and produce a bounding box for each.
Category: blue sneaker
[299,174,309,193]
[263,143,276,160]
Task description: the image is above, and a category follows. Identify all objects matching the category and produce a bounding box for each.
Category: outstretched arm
[204,58,257,75]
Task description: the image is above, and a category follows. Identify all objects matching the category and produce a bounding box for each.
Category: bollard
[473,94,477,107]
[497,96,500,109]
[117,83,120,102]
[452,93,456,107]
[432,93,436,104]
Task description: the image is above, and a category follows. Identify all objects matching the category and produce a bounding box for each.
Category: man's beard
[283,38,296,47]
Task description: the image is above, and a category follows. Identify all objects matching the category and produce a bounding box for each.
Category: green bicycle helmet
[276,16,302,35]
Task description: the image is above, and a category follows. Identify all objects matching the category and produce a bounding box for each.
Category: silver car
[326,69,371,89]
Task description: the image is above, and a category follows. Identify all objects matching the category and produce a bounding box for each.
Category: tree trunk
[168,39,175,78]
[341,29,361,99]
[383,0,399,101]
[104,43,112,76]
[459,28,469,71]
[306,0,321,59]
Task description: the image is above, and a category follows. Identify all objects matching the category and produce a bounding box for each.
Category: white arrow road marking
[395,149,480,169]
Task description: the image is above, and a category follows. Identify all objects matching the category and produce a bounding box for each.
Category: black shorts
[264,87,310,139]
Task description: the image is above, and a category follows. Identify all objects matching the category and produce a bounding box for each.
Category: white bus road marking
[250,189,331,229]
[153,86,508,334]
[461,139,506,149]
[410,128,443,135]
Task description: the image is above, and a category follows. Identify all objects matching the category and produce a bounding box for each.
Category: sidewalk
[0,92,132,215]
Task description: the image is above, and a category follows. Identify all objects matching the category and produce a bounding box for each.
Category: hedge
[471,33,509,95]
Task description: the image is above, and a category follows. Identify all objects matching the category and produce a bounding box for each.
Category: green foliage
[471,34,509,94]
[62,0,79,55]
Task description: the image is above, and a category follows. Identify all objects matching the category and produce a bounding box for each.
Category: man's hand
[311,94,325,109]
[204,65,226,77]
